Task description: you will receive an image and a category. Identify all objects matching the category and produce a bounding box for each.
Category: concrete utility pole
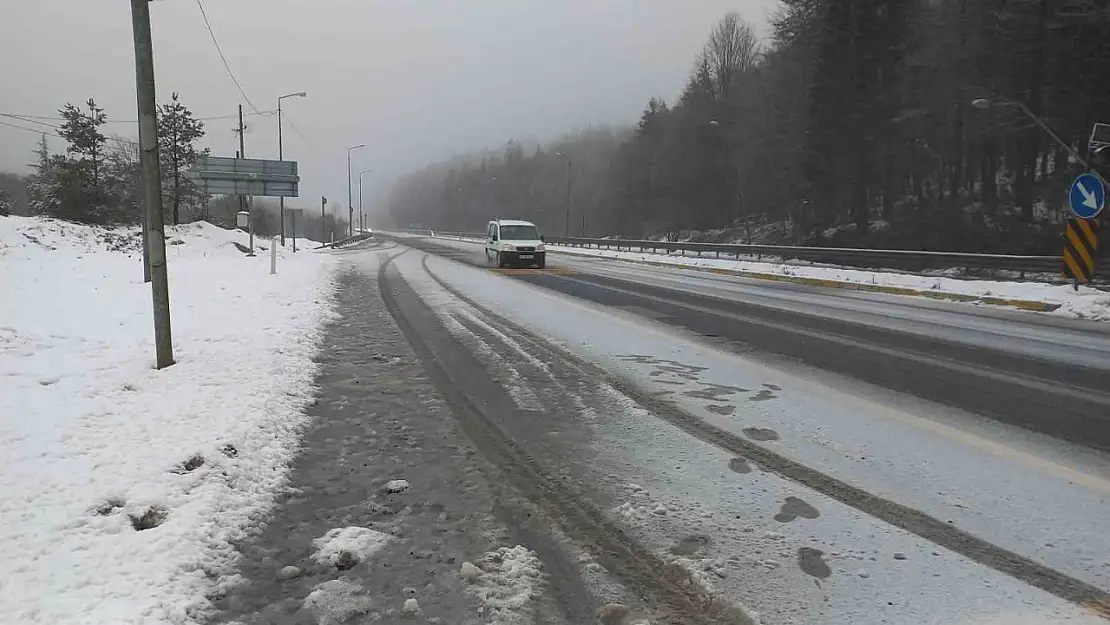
[130,0,174,369]
[277,91,306,246]
[236,105,246,219]
[321,196,327,242]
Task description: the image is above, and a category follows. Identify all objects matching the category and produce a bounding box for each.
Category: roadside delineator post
[271,235,278,275]
[1063,218,1099,289]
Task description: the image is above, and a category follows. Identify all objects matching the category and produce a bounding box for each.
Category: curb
[549,247,1062,313]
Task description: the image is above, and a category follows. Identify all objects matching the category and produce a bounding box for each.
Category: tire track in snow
[415,252,1110,619]
[379,253,754,625]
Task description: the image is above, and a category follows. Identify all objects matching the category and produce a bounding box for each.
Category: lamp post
[359,168,372,234]
[971,96,1089,170]
[347,143,366,237]
[277,91,306,246]
[555,151,572,237]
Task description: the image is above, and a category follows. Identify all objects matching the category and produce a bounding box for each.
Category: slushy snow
[311,526,392,568]
[464,545,545,625]
[0,216,338,624]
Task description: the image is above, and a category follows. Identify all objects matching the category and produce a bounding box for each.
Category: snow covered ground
[412,233,1110,321]
[0,216,338,624]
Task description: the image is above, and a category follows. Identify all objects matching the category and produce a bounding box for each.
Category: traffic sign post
[1068,173,1105,219]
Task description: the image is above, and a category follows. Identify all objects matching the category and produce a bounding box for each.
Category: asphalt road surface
[224,235,1109,625]
[390,234,1110,451]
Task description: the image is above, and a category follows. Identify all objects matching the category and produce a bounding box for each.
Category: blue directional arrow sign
[1068,173,1105,219]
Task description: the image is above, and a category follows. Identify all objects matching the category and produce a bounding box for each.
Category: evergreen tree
[27,134,62,217]
[58,99,108,208]
[157,92,206,225]
[0,187,10,217]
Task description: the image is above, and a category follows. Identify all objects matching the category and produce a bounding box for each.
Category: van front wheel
[497,252,507,269]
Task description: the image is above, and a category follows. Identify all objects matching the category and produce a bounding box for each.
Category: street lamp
[359,168,372,234]
[555,151,572,237]
[347,144,366,237]
[971,96,1090,170]
[277,91,306,246]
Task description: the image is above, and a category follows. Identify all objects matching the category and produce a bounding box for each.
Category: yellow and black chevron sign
[1063,218,1099,284]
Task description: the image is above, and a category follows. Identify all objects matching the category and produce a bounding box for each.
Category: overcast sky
[1,0,777,218]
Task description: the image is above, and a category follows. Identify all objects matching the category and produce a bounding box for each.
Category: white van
[485,219,546,269]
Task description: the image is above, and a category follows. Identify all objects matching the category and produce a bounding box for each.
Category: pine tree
[58,99,108,207]
[157,92,206,225]
[26,134,61,216]
[0,187,10,217]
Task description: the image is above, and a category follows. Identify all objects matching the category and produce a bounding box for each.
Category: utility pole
[555,152,572,237]
[563,158,572,238]
[278,100,284,247]
[142,175,151,283]
[321,196,327,242]
[130,0,174,369]
[235,105,246,219]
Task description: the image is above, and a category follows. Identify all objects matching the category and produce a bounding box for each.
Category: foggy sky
[1,1,776,219]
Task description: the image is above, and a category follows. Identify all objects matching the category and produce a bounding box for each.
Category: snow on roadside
[459,546,545,625]
[403,232,1110,321]
[546,245,1110,320]
[0,215,338,624]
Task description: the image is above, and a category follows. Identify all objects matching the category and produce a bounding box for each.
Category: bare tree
[702,12,761,101]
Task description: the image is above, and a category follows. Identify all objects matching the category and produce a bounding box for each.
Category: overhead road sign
[1069,173,1105,219]
[1063,218,1099,285]
[188,156,299,197]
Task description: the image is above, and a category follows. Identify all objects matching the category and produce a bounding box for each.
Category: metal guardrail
[317,232,373,249]
[385,229,1063,277]
[548,236,1061,276]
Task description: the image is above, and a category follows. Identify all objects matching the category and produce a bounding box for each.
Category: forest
[385,0,1110,254]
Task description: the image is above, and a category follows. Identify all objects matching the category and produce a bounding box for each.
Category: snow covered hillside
[0,216,338,624]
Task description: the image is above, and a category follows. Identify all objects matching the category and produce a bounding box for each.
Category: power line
[0,109,276,125]
[194,0,264,115]
[0,113,62,130]
[0,118,138,147]
[0,112,60,121]
[0,119,62,137]
[280,111,325,154]
[104,109,276,124]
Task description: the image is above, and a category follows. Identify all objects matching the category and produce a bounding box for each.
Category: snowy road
[371,235,1110,623]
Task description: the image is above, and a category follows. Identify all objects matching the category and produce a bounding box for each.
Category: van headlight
[536,243,546,251]
[503,243,516,251]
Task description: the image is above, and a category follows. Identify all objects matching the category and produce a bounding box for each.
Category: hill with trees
[387,1,1110,254]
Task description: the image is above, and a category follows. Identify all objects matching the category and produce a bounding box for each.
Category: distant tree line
[205,195,349,244]
[388,1,1110,254]
[19,93,207,226]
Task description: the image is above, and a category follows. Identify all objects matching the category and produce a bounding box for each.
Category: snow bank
[548,245,1110,321]
[0,216,338,624]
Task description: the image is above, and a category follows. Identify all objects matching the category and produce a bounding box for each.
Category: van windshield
[500,225,540,240]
